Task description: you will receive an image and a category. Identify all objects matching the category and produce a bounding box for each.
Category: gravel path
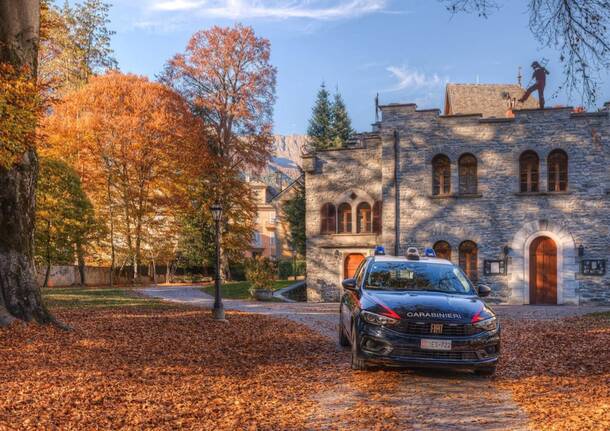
[142,286,583,430]
[140,286,610,430]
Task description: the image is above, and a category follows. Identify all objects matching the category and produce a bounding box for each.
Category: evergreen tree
[330,91,353,147]
[282,183,306,256]
[307,83,333,150]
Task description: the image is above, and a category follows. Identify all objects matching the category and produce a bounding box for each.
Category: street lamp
[211,203,225,321]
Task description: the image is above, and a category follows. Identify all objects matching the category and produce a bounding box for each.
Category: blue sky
[100,0,610,134]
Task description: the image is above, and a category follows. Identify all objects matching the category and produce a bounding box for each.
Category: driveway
[140,286,607,430]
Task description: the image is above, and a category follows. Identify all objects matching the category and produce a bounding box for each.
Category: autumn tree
[43,72,201,285]
[162,24,277,273]
[0,0,54,326]
[39,0,116,95]
[35,157,97,287]
[441,0,610,106]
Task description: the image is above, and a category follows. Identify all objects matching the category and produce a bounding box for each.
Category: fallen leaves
[0,305,608,430]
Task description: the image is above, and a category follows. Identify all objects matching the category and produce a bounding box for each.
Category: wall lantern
[334,249,341,258]
[578,244,585,257]
[503,246,512,257]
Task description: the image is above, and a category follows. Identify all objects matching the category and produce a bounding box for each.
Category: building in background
[245,135,306,260]
[304,82,610,304]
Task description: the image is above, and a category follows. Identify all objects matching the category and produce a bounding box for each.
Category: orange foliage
[42,72,206,266]
[165,24,277,180]
[0,64,40,168]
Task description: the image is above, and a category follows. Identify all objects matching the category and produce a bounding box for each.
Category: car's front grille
[391,347,478,361]
[396,321,478,337]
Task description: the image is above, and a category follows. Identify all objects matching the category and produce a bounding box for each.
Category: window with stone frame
[459,240,478,282]
[519,151,539,192]
[356,202,372,233]
[547,149,568,192]
[458,154,478,194]
[432,154,451,195]
[433,240,452,260]
[337,203,352,233]
[320,203,336,235]
[372,201,382,234]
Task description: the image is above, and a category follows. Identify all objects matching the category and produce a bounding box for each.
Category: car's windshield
[365,261,475,295]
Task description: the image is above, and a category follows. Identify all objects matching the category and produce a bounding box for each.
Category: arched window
[372,201,382,234]
[548,150,568,192]
[433,241,452,260]
[519,151,539,192]
[458,154,478,194]
[356,202,372,233]
[337,203,352,233]
[432,154,451,196]
[459,241,478,282]
[320,203,336,235]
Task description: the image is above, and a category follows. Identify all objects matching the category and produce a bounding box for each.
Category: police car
[339,247,500,375]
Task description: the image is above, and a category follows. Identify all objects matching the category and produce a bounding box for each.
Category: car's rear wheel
[339,322,350,347]
[475,366,496,377]
[350,324,368,371]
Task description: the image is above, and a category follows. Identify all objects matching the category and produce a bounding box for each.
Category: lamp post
[211,203,225,321]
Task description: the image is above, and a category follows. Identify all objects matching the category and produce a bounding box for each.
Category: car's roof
[371,255,454,266]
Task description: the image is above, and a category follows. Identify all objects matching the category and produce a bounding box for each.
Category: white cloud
[385,65,448,92]
[149,0,388,20]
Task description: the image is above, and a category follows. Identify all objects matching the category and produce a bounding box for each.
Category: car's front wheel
[474,366,496,377]
[339,322,350,347]
[350,324,368,371]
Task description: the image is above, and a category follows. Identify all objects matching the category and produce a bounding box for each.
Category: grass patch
[200,280,296,299]
[42,287,164,309]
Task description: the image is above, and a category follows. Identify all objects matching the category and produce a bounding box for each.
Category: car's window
[364,261,475,295]
[354,259,368,286]
[355,259,368,287]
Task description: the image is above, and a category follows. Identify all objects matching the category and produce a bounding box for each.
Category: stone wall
[37,265,157,287]
[304,141,382,301]
[306,103,610,304]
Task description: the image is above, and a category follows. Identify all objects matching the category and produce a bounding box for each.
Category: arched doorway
[344,253,365,279]
[529,236,558,304]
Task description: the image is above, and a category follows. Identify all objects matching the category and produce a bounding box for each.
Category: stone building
[304,84,610,304]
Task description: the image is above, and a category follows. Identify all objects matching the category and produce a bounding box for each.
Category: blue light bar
[374,246,385,256]
[424,248,436,257]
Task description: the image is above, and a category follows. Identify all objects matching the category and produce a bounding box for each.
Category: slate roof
[444,84,539,118]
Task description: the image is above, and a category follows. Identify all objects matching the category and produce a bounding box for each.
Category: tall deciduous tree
[39,0,116,95]
[43,72,201,284]
[0,0,54,325]
[162,24,277,273]
[307,83,333,150]
[441,0,610,106]
[35,157,97,287]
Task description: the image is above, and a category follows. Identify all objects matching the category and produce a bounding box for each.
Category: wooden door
[529,237,557,304]
[344,254,365,279]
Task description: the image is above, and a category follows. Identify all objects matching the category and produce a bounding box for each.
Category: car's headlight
[473,316,497,332]
[361,310,399,326]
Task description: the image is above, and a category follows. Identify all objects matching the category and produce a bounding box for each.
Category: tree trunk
[76,242,86,286]
[165,262,171,284]
[0,1,54,326]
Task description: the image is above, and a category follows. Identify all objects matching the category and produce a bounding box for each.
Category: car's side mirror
[477,284,492,297]
[342,278,358,291]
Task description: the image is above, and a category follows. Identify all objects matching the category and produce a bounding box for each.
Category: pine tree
[330,91,353,147]
[307,83,333,150]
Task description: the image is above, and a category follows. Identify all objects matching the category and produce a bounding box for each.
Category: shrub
[278,259,306,279]
[244,257,276,296]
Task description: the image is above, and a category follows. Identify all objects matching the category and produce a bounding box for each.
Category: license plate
[421,339,452,351]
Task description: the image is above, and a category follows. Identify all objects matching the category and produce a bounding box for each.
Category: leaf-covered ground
[1,296,608,430]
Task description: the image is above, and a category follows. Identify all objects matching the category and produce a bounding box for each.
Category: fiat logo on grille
[430,323,443,334]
